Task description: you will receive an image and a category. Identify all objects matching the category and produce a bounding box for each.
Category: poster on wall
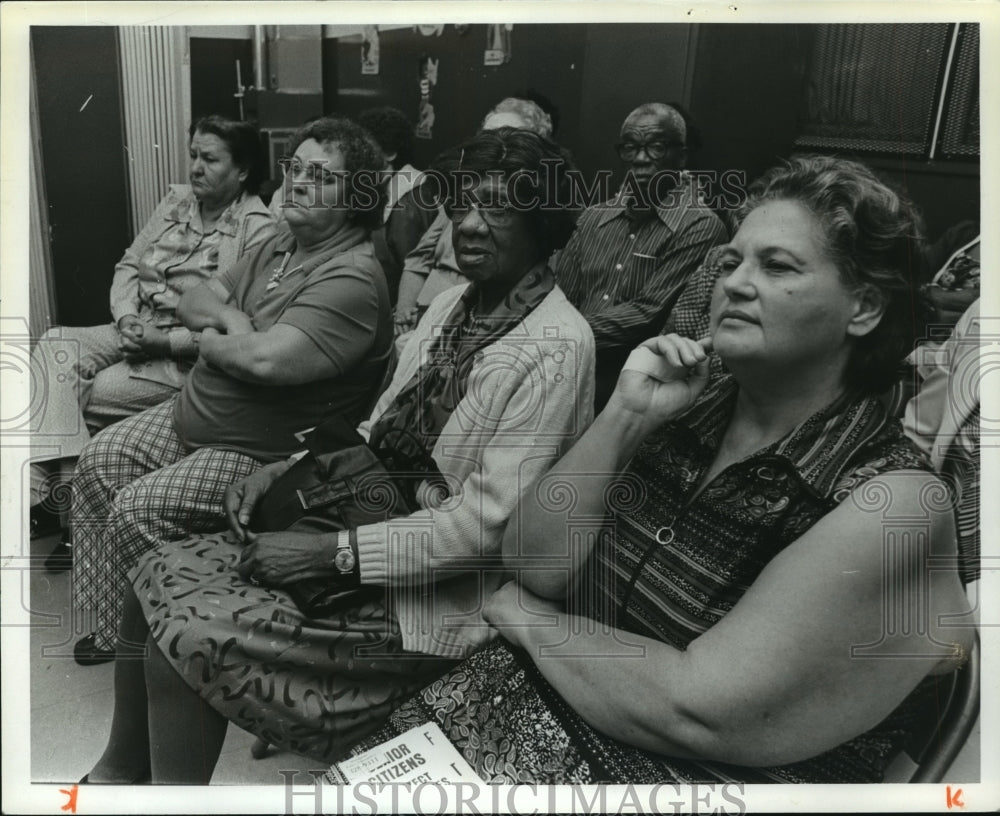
[484,23,513,65]
[361,25,380,74]
[415,55,438,139]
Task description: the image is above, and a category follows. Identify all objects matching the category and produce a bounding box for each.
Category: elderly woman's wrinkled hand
[606,334,713,433]
[116,316,171,360]
[116,315,146,359]
[223,460,293,541]
[393,308,419,336]
[237,530,338,587]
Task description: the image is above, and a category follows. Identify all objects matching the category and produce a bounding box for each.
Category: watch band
[332,530,359,581]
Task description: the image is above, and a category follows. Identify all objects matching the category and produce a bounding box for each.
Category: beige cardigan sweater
[355,283,595,657]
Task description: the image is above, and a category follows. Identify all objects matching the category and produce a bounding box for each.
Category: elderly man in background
[557,102,727,409]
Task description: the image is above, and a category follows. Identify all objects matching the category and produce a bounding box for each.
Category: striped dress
[353,376,953,783]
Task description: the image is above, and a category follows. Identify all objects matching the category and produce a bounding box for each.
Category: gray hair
[623,102,687,144]
[482,97,554,138]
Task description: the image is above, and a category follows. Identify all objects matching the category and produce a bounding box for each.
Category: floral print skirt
[351,638,948,784]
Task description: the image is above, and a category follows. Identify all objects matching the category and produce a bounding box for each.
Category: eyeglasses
[281,157,345,186]
[614,140,684,161]
[444,197,519,228]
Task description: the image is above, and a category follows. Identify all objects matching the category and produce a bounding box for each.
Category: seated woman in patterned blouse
[30,116,274,524]
[356,155,976,784]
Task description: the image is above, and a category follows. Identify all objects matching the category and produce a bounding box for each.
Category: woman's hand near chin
[603,334,713,438]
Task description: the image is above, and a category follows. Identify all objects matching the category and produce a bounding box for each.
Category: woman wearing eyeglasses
[69,117,395,665]
[392,96,555,338]
[81,127,595,784]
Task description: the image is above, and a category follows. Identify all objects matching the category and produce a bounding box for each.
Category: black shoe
[44,539,73,572]
[79,770,151,784]
[73,634,116,666]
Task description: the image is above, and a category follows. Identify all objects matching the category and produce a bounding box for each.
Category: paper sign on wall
[415,56,438,140]
[484,24,513,66]
[361,26,380,75]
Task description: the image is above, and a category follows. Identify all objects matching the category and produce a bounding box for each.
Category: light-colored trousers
[29,324,182,506]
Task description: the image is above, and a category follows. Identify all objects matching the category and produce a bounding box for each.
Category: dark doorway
[190,37,254,122]
[32,26,131,327]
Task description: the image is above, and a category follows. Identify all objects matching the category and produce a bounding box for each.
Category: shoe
[73,634,116,666]
[79,770,151,784]
[44,538,73,572]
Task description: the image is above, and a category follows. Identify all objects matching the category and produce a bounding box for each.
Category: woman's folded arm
[196,323,345,386]
[176,278,247,332]
[488,470,974,767]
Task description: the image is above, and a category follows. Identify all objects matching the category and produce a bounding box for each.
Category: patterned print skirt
[352,638,950,784]
[131,533,456,763]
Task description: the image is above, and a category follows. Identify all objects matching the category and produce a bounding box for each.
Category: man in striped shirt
[557,102,728,409]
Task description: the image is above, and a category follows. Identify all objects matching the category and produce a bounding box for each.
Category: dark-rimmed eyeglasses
[444,197,519,228]
[280,157,345,186]
[614,140,684,161]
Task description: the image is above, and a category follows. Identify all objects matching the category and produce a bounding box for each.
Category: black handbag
[248,415,419,616]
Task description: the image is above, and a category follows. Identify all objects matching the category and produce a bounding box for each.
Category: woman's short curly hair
[286,116,388,233]
[357,106,416,168]
[190,115,266,195]
[427,127,579,259]
[737,154,927,395]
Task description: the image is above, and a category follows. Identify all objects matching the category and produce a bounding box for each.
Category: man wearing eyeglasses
[557,102,728,410]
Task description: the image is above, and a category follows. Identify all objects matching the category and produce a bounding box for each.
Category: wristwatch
[333,531,356,575]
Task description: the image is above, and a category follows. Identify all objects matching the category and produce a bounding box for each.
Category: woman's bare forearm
[501,407,651,599]
[177,283,245,331]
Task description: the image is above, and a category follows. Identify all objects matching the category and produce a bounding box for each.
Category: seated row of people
[28,96,566,546]
[25,100,505,546]
[71,117,397,663]
[33,101,976,784]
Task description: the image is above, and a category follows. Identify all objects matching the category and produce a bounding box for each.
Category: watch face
[334,548,355,574]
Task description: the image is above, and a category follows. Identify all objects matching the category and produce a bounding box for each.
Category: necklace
[265,252,296,291]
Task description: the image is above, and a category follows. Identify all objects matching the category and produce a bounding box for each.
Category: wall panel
[119,26,188,234]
